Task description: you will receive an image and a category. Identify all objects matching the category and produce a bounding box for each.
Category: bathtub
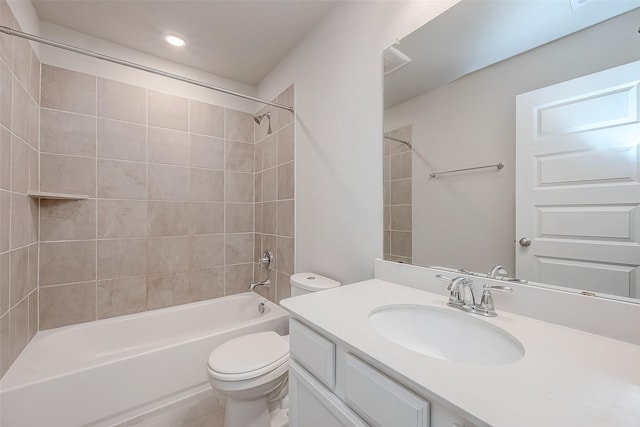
[0,292,289,427]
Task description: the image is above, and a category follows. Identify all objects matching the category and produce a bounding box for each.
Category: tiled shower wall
[383,125,412,263]
[36,64,294,329]
[253,87,294,303]
[0,0,41,378]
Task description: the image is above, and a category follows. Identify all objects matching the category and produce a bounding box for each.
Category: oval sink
[369,304,524,366]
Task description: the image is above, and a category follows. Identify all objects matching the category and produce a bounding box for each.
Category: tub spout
[250,278,271,292]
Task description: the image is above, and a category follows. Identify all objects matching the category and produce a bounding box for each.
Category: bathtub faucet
[249,278,271,292]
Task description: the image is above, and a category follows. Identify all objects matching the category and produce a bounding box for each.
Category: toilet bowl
[207,273,341,427]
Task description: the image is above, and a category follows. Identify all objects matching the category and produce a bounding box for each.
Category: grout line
[94,76,98,320]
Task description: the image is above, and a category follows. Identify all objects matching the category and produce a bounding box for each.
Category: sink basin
[369,304,524,366]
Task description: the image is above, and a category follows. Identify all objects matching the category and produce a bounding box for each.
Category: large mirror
[383,0,640,302]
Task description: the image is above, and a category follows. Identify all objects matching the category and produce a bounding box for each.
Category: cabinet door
[289,361,368,427]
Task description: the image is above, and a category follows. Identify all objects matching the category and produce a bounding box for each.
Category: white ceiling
[31,0,340,86]
[384,0,640,108]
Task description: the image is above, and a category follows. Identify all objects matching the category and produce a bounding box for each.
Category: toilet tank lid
[290,273,341,291]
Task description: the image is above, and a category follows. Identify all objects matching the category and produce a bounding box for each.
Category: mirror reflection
[383,0,640,301]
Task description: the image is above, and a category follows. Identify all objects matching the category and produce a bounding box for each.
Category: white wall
[384,8,640,276]
[257,0,460,285]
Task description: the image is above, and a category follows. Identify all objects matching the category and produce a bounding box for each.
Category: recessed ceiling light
[164,34,186,47]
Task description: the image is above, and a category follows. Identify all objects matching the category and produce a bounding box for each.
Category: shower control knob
[519,238,531,247]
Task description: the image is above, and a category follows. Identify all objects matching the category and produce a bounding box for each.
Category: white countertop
[281,279,640,427]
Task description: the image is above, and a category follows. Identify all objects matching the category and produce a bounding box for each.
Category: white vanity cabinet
[288,319,478,427]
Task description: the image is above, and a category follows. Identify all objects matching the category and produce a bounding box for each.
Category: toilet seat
[208,331,289,382]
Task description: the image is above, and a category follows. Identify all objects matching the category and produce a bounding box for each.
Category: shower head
[254,112,272,134]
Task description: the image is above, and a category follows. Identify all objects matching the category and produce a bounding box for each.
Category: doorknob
[519,238,531,247]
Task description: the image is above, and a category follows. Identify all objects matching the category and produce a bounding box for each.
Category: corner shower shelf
[28,191,89,200]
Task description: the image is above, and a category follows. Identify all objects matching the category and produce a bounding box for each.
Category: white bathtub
[0,292,289,427]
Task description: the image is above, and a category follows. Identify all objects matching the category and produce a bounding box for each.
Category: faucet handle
[476,284,512,317]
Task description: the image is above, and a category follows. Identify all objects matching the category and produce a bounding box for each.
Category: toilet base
[223,395,289,427]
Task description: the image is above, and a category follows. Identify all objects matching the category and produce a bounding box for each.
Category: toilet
[207,273,341,427]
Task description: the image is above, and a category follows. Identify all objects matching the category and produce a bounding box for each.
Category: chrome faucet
[488,265,508,279]
[249,278,271,292]
[436,274,512,317]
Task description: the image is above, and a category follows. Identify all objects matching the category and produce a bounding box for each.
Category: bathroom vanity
[280,273,640,427]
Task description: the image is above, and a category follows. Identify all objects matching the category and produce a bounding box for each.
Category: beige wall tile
[277,161,294,200]
[225,172,253,203]
[10,193,28,249]
[40,154,96,197]
[0,128,10,191]
[9,246,27,306]
[0,191,8,252]
[276,272,291,303]
[11,135,28,193]
[27,289,37,340]
[390,205,412,231]
[277,200,294,238]
[224,263,253,295]
[383,156,390,181]
[27,243,36,297]
[390,231,412,258]
[148,127,189,166]
[12,37,30,91]
[41,65,96,115]
[190,100,223,137]
[254,172,262,203]
[262,134,277,170]
[148,201,189,237]
[0,252,8,316]
[39,281,96,329]
[11,77,30,143]
[98,200,147,238]
[40,199,96,241]
[97,238,147,280]
[225,141,254,173]
[40,109,96,156]
[390,152,411,180]
[190,234,224,269]
[224,109,253,143]
[148,236,190,274]
[189,267,224,303]
[98,159,146,199]
[29,51,40,103]
[39,241,96,286]
[225,203,253,233]
[262,167,276,202]
[148,90,188,131]
[147,270,189,310]
[190,168,224,202]
[98,118,146,162]
[0,61,11,130]
[97,276,147,319]
[0,312,9,377]
[188,202,224,235]
[27,96,38,150]
[262,202,276,235]
[98,78,146,124]
[390,179,412,205]
[28,147,37,193]
[189,134,224,170]
[254,140,263,173]
[276,237,294,275]
[254,202,263,233]
[9,296,27,361]
[225,233,253,265]
[384,230,390,254]
[274,85,294,131]
[148,164,189,201]
[277,124,294,165]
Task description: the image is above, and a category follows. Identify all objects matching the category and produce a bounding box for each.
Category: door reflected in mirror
[383,0,640,302]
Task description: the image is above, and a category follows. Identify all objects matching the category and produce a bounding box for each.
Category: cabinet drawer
[289,361,367,427]
[344,353,430,427]
[290,319,336,389]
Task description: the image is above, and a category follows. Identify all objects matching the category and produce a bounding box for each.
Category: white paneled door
[516,60,640,298]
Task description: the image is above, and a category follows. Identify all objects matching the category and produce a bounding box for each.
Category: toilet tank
[290,273,341,297]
